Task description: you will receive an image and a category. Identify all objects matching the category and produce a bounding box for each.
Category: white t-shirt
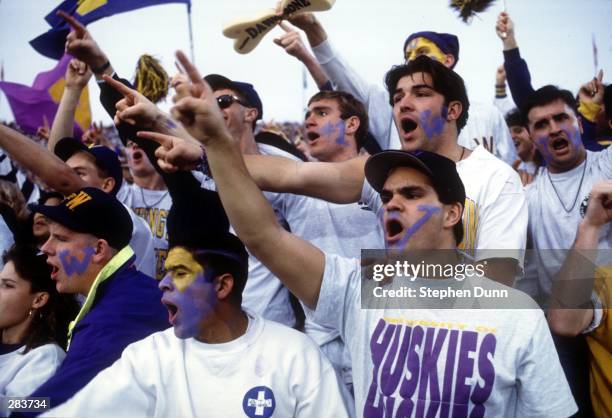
[0,343,65,417]
[118,183,172,279]
[276,193,384,345]
[526,148,612,300]
[200,143,301,327]
[314,254,577,418]
[361,145,527,265]
[123,202,157,279]
[43,313,349,418]
[311,40,518,166]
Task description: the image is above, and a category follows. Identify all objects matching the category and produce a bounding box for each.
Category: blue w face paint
[380,205,441,251]
[59,247,95,277]
[419,107,447,140]
[319,120,347,146]
[162,248,218,339]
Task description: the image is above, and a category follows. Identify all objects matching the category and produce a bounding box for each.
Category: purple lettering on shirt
[453,331,478,417]
[399,325,424,399]
[440,330,459,418]
[381,325,412,396]
[364,319,396,418]
[469,334,497,418]
[416,328,448,418]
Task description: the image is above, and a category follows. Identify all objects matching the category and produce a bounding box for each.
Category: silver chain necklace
[138,185,169,210]
[546,155,587,213]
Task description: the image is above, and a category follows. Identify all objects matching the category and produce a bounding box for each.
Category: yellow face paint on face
[405,37,447,63]
[164,247,204,292]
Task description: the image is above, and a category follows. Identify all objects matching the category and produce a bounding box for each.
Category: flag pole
[187,2,195,63]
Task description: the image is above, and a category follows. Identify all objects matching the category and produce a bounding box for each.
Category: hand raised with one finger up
[171,51,232,146]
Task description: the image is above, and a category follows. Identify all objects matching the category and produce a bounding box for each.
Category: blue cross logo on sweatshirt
[243,386,276,418]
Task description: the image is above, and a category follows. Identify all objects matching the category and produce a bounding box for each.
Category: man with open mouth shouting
[16,187,168,414]
[42,225,348,418]
[160,51,575,417]
[231,56,527,286]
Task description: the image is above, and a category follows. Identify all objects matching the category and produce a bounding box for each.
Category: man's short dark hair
[521,85,577,127]
[384,56,469,133]
[193,252,248,303]
[308,90,369,150]
[604,84,612,121]
[505,108,526,128]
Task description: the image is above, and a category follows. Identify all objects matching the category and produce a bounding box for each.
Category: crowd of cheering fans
[0,6,611,418]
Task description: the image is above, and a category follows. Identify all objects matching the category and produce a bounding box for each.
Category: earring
[28,309,34,317]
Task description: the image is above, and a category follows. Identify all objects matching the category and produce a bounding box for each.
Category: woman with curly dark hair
[0,245,80,415]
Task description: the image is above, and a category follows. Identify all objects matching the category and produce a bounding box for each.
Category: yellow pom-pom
[133,54,169,104]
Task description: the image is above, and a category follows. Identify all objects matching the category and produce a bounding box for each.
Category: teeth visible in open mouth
[401,119,417,133]
[306,132,320,141]
[552,138,568,150]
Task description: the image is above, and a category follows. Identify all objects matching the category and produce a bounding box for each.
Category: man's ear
[92,239,113,264]
[344,115,360,137]
[443,202,463,231]
[101,177,116,194]
[446,101,463,124]
[243,107,258,125]
[215,273,235,300]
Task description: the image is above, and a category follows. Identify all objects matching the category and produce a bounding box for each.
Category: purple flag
[33,54,73,90]
[0,81,59,135]
[0,55,89,136]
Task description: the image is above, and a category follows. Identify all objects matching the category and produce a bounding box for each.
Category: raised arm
[547,181,612,336]
[0,124,84,195]
[273,21,330,90]
[48,58,92,151]
[244,153,366,203]
[291,13,395,150]
[496,12,534,109]
[59,11,115,81]
[167,51,326,309]
[138,130,367,204]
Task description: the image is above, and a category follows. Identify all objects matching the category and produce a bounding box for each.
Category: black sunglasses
[216,94,250,109]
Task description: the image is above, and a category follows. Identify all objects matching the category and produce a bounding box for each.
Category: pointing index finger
[279,21,293,33]
[175,50,211,96]
[57,10,87,37]
[137,131,173,149]
[102,75,135,99]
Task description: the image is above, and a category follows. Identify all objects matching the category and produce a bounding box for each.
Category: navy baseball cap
[31,187,132,250]
[404,32,460,68]
[204,74,263,121]
[364,150,465,205]
[54,137,123,196]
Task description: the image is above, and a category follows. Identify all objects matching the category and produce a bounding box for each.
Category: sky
[1,0,611,127]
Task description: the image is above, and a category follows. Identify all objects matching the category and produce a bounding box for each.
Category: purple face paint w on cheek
[173,273,217,338]
[419,107,446,140]
[380,205,441,251]
[59,247,95,277]
[562,126,582,149]
[321,121,347,146]
[536,136,553,165]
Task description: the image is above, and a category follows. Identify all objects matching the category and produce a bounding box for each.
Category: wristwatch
[92,60,111,75]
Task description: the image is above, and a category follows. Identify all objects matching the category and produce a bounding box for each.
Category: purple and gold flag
[31,0,191,59]
[0,55,91,136]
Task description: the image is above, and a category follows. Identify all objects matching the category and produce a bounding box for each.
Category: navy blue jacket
[16,256,169,416]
